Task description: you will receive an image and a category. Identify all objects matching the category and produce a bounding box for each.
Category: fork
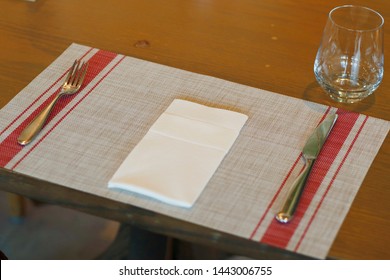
[17,60,89,146]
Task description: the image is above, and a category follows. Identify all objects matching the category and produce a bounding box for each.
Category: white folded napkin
[108,99,248,207]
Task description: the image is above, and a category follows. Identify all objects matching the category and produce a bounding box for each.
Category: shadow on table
[302,81,376,113]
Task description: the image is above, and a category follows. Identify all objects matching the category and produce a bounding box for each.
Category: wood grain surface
[1,0,389,259]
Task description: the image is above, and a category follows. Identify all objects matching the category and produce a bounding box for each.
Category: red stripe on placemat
[0,50,117,168]
[249,156,302,240]
[11,55,126,170]
[0,48,93,137]
[249,107,331,240]
[259,109,359,249]
[293,114,368,252]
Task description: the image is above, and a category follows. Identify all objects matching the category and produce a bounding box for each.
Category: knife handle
[275,158,315,223]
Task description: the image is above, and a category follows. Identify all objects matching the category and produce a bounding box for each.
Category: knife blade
[275,113,338,223]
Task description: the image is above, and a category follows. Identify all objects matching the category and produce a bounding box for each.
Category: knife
[275,113,338,223]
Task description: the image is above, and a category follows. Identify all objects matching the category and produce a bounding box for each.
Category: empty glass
[314,5,384,103]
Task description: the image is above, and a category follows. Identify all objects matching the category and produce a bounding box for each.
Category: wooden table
[1,0,389,259]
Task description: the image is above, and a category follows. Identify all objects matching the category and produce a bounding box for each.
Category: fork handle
[275,158,315,223]
[17,95,62,146]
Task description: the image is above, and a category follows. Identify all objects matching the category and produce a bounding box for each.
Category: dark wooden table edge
[0,167,316,260]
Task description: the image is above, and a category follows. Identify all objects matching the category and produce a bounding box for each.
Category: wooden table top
[1,0,389,259]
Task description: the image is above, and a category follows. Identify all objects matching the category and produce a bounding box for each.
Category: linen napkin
[108,99,248,207]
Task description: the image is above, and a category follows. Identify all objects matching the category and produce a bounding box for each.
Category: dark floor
[0,191,244,260]
[0,191,119,259]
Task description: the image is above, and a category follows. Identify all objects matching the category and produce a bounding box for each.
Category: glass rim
[329,5,384,32]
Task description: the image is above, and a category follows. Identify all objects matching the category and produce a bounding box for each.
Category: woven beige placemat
[0,43,388,259]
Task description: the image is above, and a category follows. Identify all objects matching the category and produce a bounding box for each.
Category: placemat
[0,43,388,259]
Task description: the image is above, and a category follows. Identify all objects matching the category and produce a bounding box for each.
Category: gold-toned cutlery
[17,60,88,146]
[276,114,338,223]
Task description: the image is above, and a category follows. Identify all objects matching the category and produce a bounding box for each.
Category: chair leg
[96,224,171,260]
[7,193,25,223]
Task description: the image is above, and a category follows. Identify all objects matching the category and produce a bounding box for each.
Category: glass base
[314,72,379,103]
[322,84,373,103]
